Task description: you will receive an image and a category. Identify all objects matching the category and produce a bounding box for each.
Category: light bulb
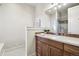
[54,7,57,10]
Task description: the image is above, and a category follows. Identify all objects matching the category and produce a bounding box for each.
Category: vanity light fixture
[48,3,67,11]
[63,3,67,6]
[53,3,58,6]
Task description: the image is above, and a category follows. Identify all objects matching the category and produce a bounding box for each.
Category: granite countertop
[36,33,79,47]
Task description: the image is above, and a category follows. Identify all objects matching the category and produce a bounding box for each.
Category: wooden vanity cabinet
[35,36,79,56]
[36,36,63,56]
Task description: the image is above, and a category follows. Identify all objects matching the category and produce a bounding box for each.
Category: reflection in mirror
[48,3,79,35]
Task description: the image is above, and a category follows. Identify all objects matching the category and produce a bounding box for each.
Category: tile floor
[2,46,25,56]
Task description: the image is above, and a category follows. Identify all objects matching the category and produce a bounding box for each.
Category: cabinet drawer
[64,44,79,56]
[37,36,63,50]
[47,39,63,50]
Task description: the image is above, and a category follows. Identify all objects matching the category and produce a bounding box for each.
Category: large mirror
[46,3,79,35]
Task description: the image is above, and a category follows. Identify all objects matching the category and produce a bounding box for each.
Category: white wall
[27,27,44,56]
[68,5,79,34]
[34,4,51,27]
[0,3,35,49]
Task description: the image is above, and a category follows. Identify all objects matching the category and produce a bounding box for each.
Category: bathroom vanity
[35,33,79,56]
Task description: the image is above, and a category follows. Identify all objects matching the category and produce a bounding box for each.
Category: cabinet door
[64,51,73,56]
[36,40,42,56]
[49,46,63,56]
[36,40,49,56]
[41,42,49,56]
[64,44,79,56]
